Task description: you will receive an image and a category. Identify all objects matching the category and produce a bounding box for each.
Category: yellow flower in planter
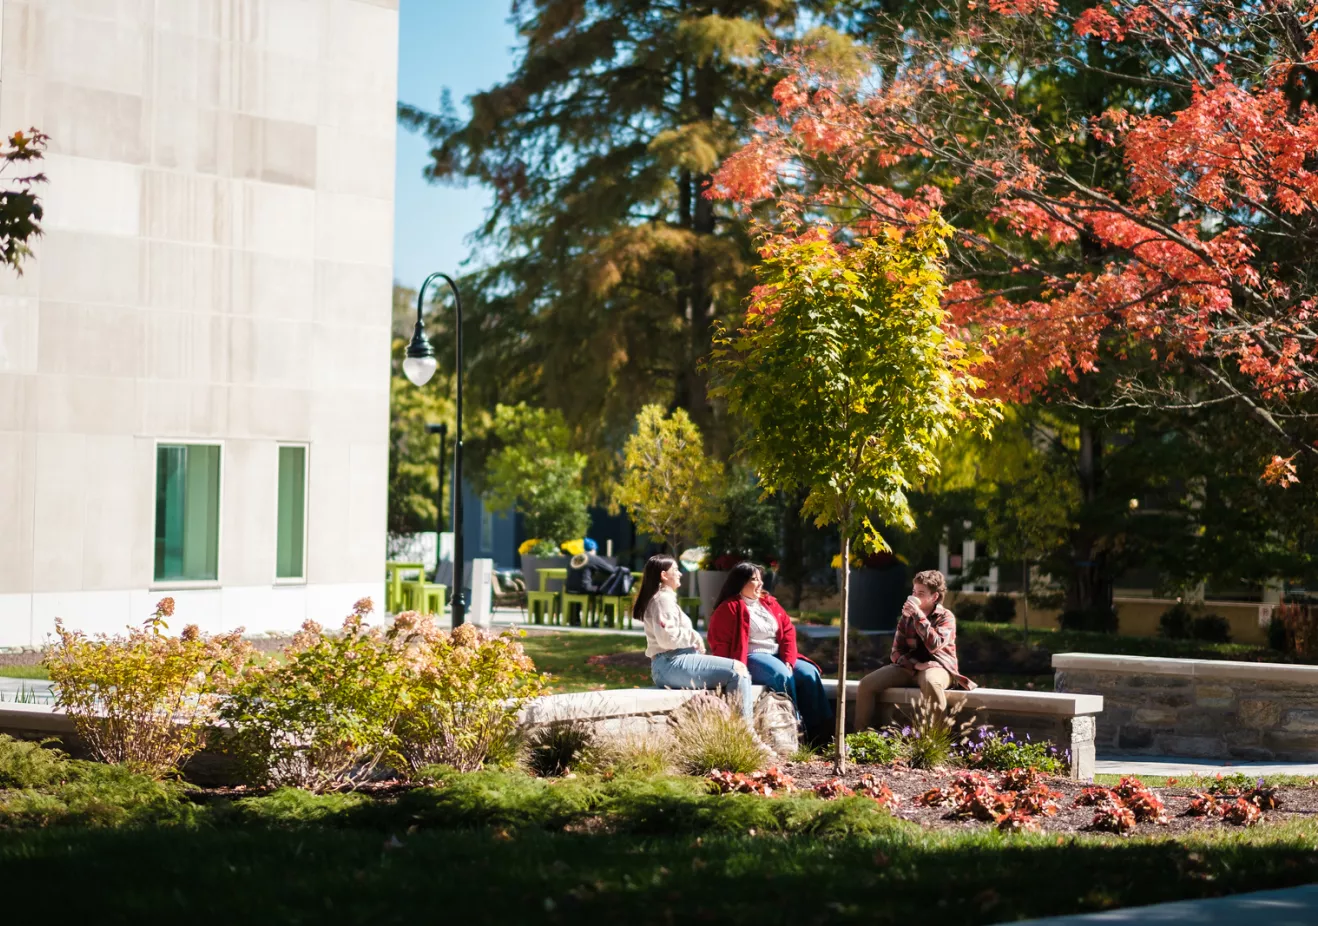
[518,538,541,556]
[561,539,586,557]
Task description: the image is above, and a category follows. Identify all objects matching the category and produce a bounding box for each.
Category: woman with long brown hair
[707,562,833,744]
[635,553,753,721]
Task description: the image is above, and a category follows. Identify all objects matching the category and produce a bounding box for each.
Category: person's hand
[914,661,933,671]
[901,599,921,619]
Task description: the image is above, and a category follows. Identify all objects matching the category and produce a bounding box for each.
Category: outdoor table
[385,561,426,613]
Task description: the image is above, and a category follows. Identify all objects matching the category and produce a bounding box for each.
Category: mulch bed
[776,760,1318,836]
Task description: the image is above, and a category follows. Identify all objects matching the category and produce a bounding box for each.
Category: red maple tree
[712,0,1318,472]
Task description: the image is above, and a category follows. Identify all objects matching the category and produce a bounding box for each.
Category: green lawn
[518,632,651,693]
[0,664,47,680]
[3,769,1318,925]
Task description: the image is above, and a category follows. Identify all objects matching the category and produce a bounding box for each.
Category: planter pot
[843,565,908,631]
[697,570,730,618]
[520,554,571,593]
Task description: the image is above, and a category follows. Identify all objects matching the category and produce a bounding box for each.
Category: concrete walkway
[1095,755,1318,778]
[1009,885,1318,925]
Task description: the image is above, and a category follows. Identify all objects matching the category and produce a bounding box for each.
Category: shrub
[981,594,1017,624]
[1158,603,1195,639]
[1058,606,1118,633]
[43,598,250,778]
[961,725,1069,775]
[669,694,768,775]
[1191,613,1232,643]
[841,730,906,765]
[0,735,68,789]
[0,759,195,829]
[221,604,543,789]
[390,618,544,775]
[524,719,596,777]
[221,599,409,791]
[892,697,976,770]
[953,599,983,622]
[582,732,673,778]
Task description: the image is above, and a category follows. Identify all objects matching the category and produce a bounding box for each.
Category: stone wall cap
[520,685,769,725]
[0,702,75,734]
[1052,652,1318,684]
[820,678,1102,716]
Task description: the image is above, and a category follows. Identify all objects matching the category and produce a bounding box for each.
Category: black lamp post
[404,274,465,627]
[425,422,448,533]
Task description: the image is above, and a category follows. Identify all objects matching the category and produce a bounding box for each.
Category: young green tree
[613,405,724,555]
[0,128,46,272]
[483,403,590,544]
[710,219,994,771]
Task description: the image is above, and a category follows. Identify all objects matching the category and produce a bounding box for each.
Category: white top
[745,596,779,654]
[643,587,705,659]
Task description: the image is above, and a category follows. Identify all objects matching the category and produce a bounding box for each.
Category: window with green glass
[154,444,221,582]
[276,445,307,579]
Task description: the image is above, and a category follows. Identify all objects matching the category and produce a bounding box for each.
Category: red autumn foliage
[856,774,901,809]
[712,0,1318,469]
[708,767,796,797]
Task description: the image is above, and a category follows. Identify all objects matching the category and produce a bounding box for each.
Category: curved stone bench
[519,685,776,740]
[821,678,1102,780]
[1053,652,1318,761]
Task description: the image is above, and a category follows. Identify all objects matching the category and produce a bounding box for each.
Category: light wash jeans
[651,647,754,721]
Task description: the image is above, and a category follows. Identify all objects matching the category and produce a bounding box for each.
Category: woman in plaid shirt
[853,569,976,732]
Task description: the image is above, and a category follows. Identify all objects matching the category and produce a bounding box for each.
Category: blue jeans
[746,652,834,743]
[651,648,754,722]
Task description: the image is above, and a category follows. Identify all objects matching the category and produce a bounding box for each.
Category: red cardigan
[707,594,800,667]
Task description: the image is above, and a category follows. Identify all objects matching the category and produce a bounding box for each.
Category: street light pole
[404,273,466,627]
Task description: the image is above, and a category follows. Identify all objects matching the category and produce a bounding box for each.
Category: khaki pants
[853,664,950,733]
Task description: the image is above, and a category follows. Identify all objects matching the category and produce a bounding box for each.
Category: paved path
[1095,755,1318,778]
[1008,884,1318,925]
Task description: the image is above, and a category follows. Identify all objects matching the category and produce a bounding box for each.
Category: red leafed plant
[1074,787,1116,807]
[708,767,796,797]
[916,787,954,807]
[996,809,1042,834]
[997,767,1043,792]
[1017,784,1063,817]
[856,774,900,809]
[1124,789,1170,825]
[954,784,1017,822]
[1185,792,1220,817]
[1222,797,1262,827]
[1090,798,1137,835]
[813,778,855,800]
[1245,787,1282,811]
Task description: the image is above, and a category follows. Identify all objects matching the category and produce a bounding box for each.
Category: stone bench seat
[821,678,1102,780]
[519,685,770,729]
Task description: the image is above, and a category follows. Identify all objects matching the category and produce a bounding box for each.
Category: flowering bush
[961,726,1069,775]
[221,599,407,791]
[222,603,544,789]
[518,538,559,557]
[44,598,250,778]
[394,618,545,774]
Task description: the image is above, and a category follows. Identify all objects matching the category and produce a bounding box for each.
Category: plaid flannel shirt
[891,604,976,690]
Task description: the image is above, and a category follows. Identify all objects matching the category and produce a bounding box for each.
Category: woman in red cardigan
[707,562,834,745]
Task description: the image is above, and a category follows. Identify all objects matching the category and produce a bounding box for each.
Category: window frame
[149,438,225,591]
[273,442,310,585]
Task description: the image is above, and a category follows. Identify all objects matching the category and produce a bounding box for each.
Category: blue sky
[393,1,518,289]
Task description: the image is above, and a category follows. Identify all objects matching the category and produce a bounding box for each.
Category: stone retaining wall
[1053,653,1318,760]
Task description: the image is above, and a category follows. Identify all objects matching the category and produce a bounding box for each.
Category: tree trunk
[1066,421,1114,615]
[834,531,851,774]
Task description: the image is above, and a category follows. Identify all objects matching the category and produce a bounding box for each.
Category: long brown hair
[713,562,763,613]
[632,554,677,622]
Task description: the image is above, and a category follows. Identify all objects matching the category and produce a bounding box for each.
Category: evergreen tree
[400,1,856,473]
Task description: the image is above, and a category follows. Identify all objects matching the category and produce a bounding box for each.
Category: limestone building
[0,0,398,645]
